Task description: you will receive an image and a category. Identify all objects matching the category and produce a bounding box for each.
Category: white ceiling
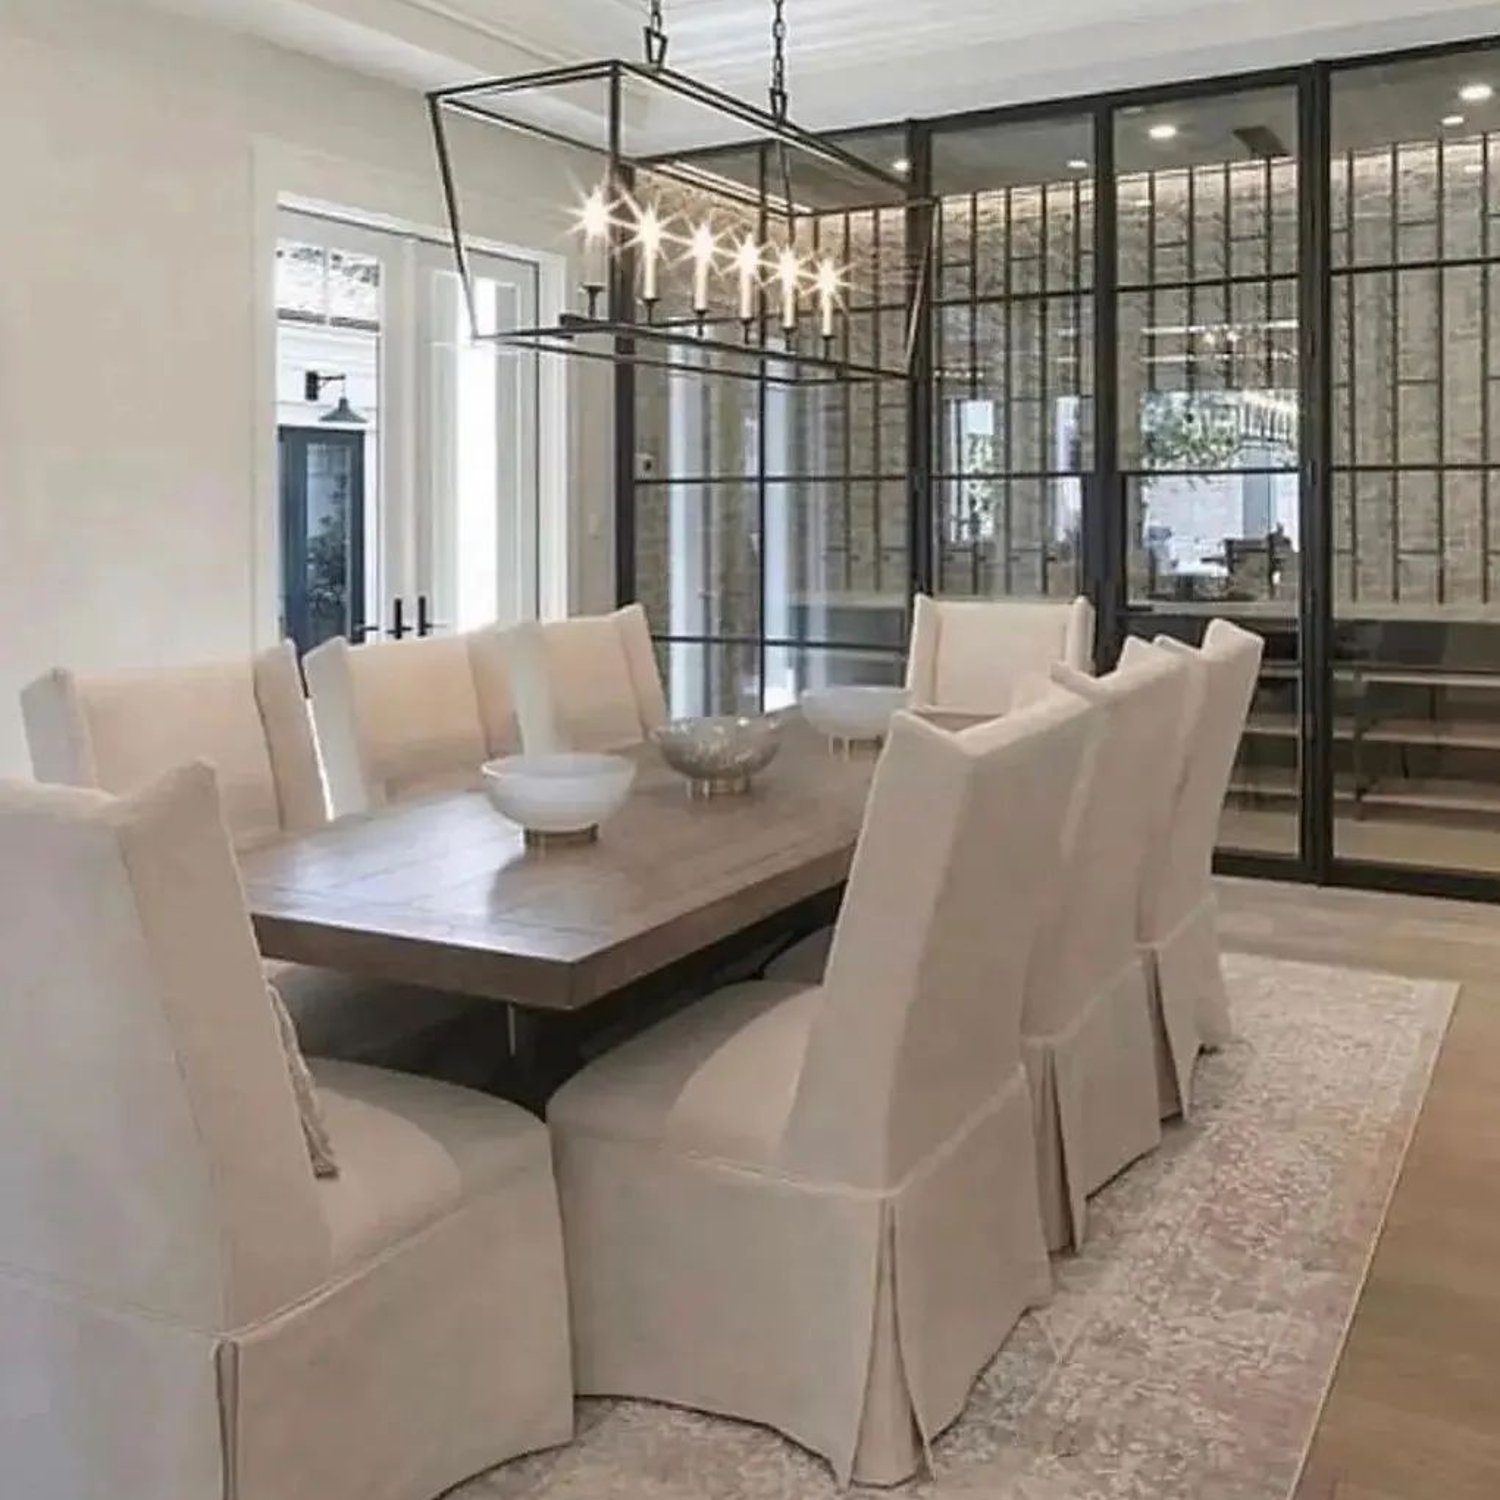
[155,0,1500,141]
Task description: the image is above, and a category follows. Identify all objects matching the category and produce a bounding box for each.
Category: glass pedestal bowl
[652,715,782,798]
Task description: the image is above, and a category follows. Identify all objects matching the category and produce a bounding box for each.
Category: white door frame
[251,144,569,646]
[416,240,543,631]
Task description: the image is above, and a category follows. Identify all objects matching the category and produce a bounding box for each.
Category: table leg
[505,1007,586,1115]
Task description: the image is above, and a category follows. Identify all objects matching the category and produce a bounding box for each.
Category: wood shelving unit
[1220,618,1500,829]
[1245,712,1500,751]
[1135,610,1500,856]
[1336,655,1500,819]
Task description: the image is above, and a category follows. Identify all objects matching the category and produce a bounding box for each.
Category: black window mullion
[1089,100,1121,668]
[1389,144,1402,603]
[1484,130,1494,604]
[1299,61,1334,881]
[1436,135,1447,605]
[1344,145,1358,603]
[905,121,935,603]
[969,191,982,595]
[756,141,769,713]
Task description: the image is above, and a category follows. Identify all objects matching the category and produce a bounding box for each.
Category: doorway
[274,209,548,650]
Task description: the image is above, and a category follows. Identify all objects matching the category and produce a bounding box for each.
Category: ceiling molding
[148,0,1500,148]
[383,0,637,66]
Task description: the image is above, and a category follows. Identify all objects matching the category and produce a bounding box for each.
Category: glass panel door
[278,428,366,654]
[1115,84,1303,858]
[930,113,1095,600]
[1330,43,1500,874]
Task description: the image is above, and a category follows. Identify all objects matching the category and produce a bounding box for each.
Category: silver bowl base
[687,773,752,800]
[523,825,599,850]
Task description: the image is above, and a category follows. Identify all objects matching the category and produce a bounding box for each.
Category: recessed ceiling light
[1067,158,1089,171]
[1443,113,1466,127]
[1459,82,1494,103]
[1148,123,1179,142]
[891,156,911,175]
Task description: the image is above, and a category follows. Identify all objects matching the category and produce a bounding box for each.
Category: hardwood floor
[1216,877,1500,1500]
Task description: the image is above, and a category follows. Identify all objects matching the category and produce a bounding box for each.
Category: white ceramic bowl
[481,752,635,842]
[800,685,910,742]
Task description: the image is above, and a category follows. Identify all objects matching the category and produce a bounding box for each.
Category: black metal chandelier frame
[427,57,926,387]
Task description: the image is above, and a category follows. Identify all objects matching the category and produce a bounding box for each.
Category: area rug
[456,953,1457,1500]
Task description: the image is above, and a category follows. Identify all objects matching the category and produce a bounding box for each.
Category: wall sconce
[304,370,366,425]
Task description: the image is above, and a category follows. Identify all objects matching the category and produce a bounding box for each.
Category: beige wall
[0,0,615,777]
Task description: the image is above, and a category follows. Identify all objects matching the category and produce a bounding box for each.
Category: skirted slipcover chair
[547,697,1099,1486]
[1126,619,1264,1116]
[1021,651,1190,1251]
[507,602,669,753]
[20,646,469,1066]
[22,642,325,849]
[0,766,573,1500]
[302,627,520,818]
[904,593,1096,716]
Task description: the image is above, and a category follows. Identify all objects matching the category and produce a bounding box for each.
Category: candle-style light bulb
[636,207,662,306]
[777,247,801,333]
[734,236,760,323]
[580,187,609,243]
[690,222,715,315]
[815,258,840,340]
[578,186,610,316]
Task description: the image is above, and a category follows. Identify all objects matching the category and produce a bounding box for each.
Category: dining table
[241,716,879,1101]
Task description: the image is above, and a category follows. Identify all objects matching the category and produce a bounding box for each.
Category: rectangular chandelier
[428,59,923,386]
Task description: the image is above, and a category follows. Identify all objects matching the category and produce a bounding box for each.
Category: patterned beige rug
[458,953,1457,1500]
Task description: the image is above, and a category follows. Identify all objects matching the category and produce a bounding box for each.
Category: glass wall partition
[632,135,910,717]
[622,36,1500,901]
[929,115,1095,599]
[1330,43,1500,875]
[1115,84,1304,857]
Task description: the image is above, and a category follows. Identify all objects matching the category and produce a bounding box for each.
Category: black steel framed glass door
[279,426,367,656]
[1110,80,1306,864]
[927,112,1096,604]
[619,34,1500,903]
[1327,42,1500,882]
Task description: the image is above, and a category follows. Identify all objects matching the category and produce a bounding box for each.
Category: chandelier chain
[644,0,668,68]
[769,0,788,124]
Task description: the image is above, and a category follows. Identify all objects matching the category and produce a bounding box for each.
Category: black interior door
[278,427,366,655]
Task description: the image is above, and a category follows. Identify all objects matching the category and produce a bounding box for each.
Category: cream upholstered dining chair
[1126,619,1264,1116]
[22,642,325,849]
[0,765,573,1500]
[904,592,1095,715]
[508,602,669,753]
[547,697,1098,1486]
[20,646,475,1069]
[303,628,520,818]
[1021,649,1190,1251]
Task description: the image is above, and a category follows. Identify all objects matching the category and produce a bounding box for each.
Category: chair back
[304,630,518,816]
[509,603,669,754]
[783,695,1099,1188]
[905,593,1095,715]
[21,643,323,850]
[1140,619,1264,939]
[1024,651,1189,1038]
[0,767,328,1331]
